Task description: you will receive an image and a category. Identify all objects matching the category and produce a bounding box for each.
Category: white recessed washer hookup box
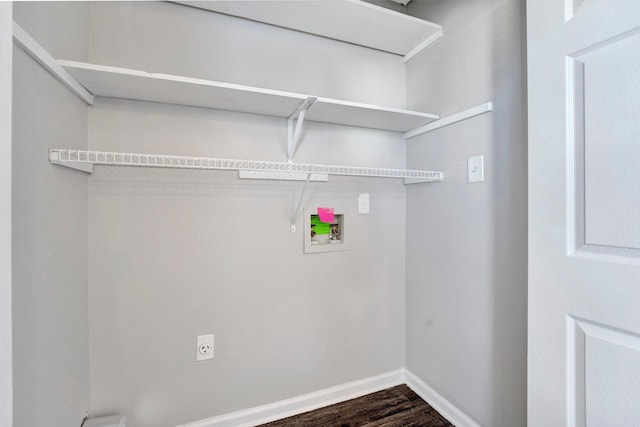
[305,207,350,254]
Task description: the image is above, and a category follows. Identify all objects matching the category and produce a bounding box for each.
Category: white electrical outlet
[358,193,370,214]
[467,155,485,183]
[197,334,214,361]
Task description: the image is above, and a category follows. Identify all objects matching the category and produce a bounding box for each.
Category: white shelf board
[59,60,439,132]
[311,97,438,132]
[58,60,307,118]
[174,0,442,60]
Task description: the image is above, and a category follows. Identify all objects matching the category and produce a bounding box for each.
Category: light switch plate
[468,155,484,183]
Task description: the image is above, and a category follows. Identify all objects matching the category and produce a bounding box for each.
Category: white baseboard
[178,369,405,427]
[404,369,482,427]
[179,368,481,427]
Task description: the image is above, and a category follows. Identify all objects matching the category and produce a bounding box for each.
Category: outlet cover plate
[197,334,214,361]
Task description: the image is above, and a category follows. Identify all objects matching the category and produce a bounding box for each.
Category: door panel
[569,318,640,427]
[528,0,640,426]
[581,33,640,251]
[569,31,640,257]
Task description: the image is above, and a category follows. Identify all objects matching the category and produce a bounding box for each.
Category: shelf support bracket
[13,22,95,106]
[288,97,317,163]
[291,172,312,233]
[49,149,94,173]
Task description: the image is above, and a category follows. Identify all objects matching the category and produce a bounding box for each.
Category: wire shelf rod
[49,149,444,182]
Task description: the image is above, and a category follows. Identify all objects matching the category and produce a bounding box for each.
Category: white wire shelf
[49,149,443,184]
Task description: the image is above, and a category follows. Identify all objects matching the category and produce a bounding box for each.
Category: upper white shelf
[174,0,443,62]
[59,60,439,132]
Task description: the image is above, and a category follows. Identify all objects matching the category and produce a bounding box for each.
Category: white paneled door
[528,1,640,426]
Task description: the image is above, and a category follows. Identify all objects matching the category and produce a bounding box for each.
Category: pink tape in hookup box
[317,207,334,223]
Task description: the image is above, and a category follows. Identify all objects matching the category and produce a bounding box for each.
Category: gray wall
[405,1,527,426]
[86,3,407,426]
[12,3,90,426]
[1,3,13,426]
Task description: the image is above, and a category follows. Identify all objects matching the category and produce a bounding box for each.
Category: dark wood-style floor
[258,384,455,427]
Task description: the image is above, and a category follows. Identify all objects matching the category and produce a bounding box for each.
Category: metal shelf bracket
[288,97,317,163]
[290,173,312,233]
[49,149,94,173]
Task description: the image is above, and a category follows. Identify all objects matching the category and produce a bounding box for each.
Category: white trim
[177,370,405,427]
[0,4,12,427]
[12,22,94,105]
[405,370,482,427]
[565,56,580,256]
[566,315,585,427]
[179,369,481,427]
[403,28,444,63]
[404,102,493,139]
